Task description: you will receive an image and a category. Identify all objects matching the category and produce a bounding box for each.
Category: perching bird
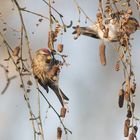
[73,17,139,42]
[32,48,69,106]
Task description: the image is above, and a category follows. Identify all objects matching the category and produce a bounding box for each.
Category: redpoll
[32,48,69,106]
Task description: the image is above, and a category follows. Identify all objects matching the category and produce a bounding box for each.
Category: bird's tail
[48,81,69,106]
[73,26,99,39]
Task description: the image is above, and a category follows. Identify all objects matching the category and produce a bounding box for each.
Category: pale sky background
[0,0,140,140]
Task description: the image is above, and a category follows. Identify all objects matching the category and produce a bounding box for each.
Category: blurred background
[0,0,140,140]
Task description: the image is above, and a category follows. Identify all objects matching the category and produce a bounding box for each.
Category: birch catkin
[99,43,106,65]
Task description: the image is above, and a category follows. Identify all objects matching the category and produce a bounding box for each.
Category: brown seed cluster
[47,65,60,82]
[60,107,67,118]
[115,61,120,71]
[57,127,62,139]
[12,46,20,57]
[96,12,109,39]
[57,44,63,53]
[99,42,106,65]
[98,0,139,139]
[46,14,70,138]
[73,3,139,139]
[118,89,124,108]
[48,24,62,51]
[124,119,130,137]
[46,21,69,87]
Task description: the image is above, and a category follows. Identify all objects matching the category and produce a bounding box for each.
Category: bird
[32,48,69,106]
[73,17,139,42]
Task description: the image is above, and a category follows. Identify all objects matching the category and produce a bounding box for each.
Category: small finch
[32,48,69,106]
[73,17,139,42]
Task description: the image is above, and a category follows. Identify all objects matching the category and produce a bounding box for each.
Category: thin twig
[134,0,140,7]
[13,0,32,62]
[1,30,38,140]
[37,88,72,134]
[0,64,17,94]
[42,0,67,31]
[73,0,94,23]
[20,8,49,20]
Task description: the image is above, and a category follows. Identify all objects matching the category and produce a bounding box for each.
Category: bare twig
[42,0,67,31]
[73,0,94,23]
[0,31,38,140]
[0,64,16,94]
[134,0,140,8]
[20,8,49,20]
[13,0,32,62]
[37,88,72,134]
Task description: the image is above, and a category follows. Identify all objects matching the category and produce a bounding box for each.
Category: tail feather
[48,80,69,106]
[73,26,100,39]
[80,27,99,38]
[38,78,49,93]
[60,89,69,101]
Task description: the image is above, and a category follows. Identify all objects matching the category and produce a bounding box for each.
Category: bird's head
[36,48,52,61]
[36,48,51,55]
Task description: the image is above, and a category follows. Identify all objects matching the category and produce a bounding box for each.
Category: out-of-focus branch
[134,0,140,7]
[0,64,16,94]
[0,31,38,140]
